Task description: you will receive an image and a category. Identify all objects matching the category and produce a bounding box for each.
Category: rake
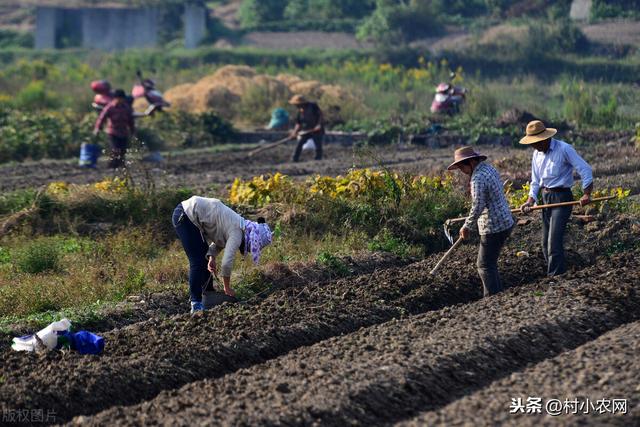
[443,195,616,244]
[247,130,314,158]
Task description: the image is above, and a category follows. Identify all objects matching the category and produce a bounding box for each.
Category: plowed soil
[0,214,640,425]
[0,133,634,194]
[0,137,638,426]
[73,247,640,426]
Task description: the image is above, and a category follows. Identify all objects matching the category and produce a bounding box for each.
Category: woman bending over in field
[172,196,273,313]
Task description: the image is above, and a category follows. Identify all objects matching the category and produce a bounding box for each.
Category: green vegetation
[592,0,640,20]
[229,169,466,247]
[1,48,639,162]
[0,105,236,164]
[0,30,33,49]
[239,0,375,29]
[0,166,465,317]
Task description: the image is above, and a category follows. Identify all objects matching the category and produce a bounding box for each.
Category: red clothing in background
[94,100,135,138]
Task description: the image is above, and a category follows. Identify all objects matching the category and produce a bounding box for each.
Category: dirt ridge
[72,249,640,426]
[0,230,549,423]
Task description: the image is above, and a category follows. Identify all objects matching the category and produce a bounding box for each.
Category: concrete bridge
[31,1,207,50]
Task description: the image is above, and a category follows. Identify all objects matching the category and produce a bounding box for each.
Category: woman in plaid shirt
[448,146,515,296]
[94,89,135,168]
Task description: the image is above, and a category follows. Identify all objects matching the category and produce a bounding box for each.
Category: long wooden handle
[248,136,293,157]
[430,236,464,275]
[447,195,617,224]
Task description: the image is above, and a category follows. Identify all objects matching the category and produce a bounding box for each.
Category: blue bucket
[79,143,101,168]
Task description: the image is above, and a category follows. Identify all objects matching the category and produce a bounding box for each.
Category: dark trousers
[172,203,209,303]
[292,133,323,162]
[541,189,573,276]
[108,134,128,168]
[477,227,512,297]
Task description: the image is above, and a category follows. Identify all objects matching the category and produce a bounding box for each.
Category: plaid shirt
[463,162,514,235]
[94,100,135,138]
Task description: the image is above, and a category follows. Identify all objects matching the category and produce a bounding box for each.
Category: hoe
[432,195,616,275]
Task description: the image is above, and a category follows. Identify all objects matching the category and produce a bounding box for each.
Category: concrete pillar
[35,7,57,49]
[184,4,206,49]
[570,0,592,21]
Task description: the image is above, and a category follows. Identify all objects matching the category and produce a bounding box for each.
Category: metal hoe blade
[443,219,455,245]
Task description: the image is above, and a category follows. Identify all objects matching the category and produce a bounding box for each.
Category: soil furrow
[400,319,640,426]
[70,249,640,426]
[0,226,551,424]
[1,143,629,194]
[0,252,408,351]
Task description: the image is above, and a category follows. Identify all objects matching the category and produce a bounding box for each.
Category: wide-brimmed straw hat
[447,146,487,170]
[288,94,308,105]
[519,120,557,145]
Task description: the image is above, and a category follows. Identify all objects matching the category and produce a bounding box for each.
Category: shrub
[368,228,411,257]
[0,30,34,48]
[520,20,589,59]
[16,240,63,274]
[13,81,59,111]
[561,79,622,127]
[315,251,350,275]
[591,0,640,19]
[463,85,498,120]
[239,0,289,27]
[357,0,443,45]
[230,169,466,247]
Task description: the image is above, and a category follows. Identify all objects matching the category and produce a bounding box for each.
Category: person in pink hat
[448,146,514,297]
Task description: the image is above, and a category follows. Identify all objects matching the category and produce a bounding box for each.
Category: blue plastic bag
[267,108,289,130]
[59,331,105,354]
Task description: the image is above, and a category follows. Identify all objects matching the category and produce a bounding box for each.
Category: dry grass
[164,65,356,126]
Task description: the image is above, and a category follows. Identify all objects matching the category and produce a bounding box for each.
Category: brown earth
[401,319,640,426]
[0,132,636,195]
[0,212,637,425]
[71,241,640,426]
[0,134,639,426]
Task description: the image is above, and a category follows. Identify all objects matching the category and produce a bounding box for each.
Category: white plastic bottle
[12,318,72,352]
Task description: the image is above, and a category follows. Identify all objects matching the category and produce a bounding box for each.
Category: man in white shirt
[519,120,593,276]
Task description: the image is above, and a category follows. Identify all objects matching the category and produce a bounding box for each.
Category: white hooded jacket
[181,196,244,277]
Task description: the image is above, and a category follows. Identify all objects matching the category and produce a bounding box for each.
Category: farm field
[0,130,637,194]
[0,136,638,425]
[1,2,640,425]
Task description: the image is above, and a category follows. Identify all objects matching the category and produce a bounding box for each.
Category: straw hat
[288,94,308,105]
[519,120,557,145]
[447,146,487,170]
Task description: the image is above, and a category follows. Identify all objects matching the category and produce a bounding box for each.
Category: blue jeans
[172,203,209,303]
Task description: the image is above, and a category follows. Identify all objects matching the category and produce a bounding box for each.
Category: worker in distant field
[94,89,135,168]
[289,94,324,162]
[448,146,515,297]
[172,196,273,313]
[519,120,593,276]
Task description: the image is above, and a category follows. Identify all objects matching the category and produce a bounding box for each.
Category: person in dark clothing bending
[289,94,324,162]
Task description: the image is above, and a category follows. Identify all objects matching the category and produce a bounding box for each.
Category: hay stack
[164,83,195,111]
[212,65,256,79]
[289,80,323,99]
[251,75,291,100]
[275,73,303,87]
[163,66,354,124]
[193,85,240,118]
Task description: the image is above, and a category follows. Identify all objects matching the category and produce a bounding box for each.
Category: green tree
[238,0,288,27]
[285,0,375,20]
[357,0,442,45]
